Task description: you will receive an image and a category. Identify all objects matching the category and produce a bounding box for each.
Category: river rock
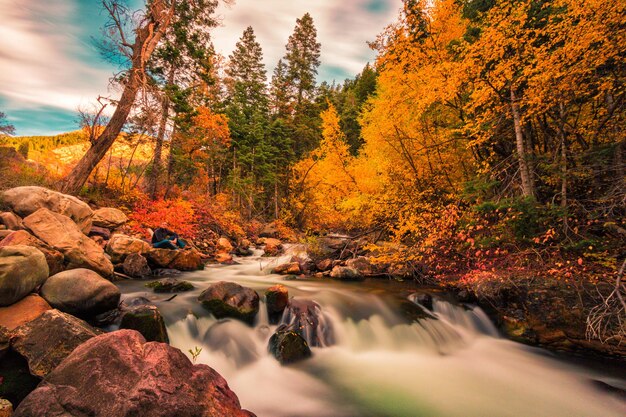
[106,233,152,264]
[280,299,334,347]
[23,208,113,277]
[215,252,234,264]
[10,309,101,378]
[216,237,234,253]
[330,265,364,281]
[89,225,112,240]
[346,256,375,276]
[0,230,65,275]
[0,245,48,306]
[120,304,169,343]
[273,262,301,275]
[316,259,333,271]
[1,186,93,234]
[40,269,120,318]
[263,238,283,256]
[146,248,204,271]
[0,294,51,331]
[198,281,259,324]
[0,212,23,230]
[266,285,289,324]
[92,207,128,229]
[13,330,253,417]
[268,329,312,365]
[123,253,151,278]
[146,278,194,293]
[169,248,204,271]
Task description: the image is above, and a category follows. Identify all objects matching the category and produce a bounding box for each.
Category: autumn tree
[61,0,177,195]
[290,103,356,229]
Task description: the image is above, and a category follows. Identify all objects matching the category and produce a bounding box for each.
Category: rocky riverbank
[0,186,254,415]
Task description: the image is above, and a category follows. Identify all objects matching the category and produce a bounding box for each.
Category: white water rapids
[117,251,626,417]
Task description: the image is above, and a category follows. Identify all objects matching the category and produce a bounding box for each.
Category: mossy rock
[197,281,259,325]
[199,299,257,325]
[268,330,312,365]
[119,305,169,343]
[146,278,194,293]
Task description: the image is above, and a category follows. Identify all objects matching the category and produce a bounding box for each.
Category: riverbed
[117,250,626,417]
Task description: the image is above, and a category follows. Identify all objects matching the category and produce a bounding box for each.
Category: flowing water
[117,250,626,417]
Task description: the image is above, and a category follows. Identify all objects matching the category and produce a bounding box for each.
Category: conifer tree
[284,13,321,108]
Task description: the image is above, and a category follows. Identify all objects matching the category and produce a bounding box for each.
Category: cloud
[0,0,402,135]
[0,0,115,134]
[212,0,402,81]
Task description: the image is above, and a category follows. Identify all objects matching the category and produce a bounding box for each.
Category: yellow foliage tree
[290,102,356,230]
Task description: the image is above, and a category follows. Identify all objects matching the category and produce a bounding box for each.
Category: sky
[0,0,402,136]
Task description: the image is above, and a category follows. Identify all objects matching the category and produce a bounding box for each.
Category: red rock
[13,330,254,417]
[0,294,51,331]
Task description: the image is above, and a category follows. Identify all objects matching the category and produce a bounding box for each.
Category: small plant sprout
[188,346,202,363]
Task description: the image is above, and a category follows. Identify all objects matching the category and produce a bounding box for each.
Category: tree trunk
[61,0,174,195]
[559,103,569,235]
[148,68,175,199]
[510,87,535,199]
[164,124,179,199]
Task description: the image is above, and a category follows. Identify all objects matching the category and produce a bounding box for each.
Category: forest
[0,0,625,416]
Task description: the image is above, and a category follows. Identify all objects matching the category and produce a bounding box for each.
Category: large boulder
[10,309,101,378]
[40,269,120,318]
[330,265,364,281]
[123,253,151,278]
[268,329,312,365]
[198,281,259,324]
[0,230,65,275]
[23,208,113,277]
[146,248,204,271]
[0,212,23,230]
[92,207,128,229]
[0,245,48,306]
[272,262,301,275]
[106,234,152,264]
[13,330,253,417]
[263,238,283,256]
[265,285,289,324]
[120,303,169,343]
[0,186,93,234]
[0,294,51,331]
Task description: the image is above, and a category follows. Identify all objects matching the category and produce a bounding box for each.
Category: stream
[117,249,626,417]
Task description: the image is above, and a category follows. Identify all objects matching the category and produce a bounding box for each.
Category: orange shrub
[129,198,197,238]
